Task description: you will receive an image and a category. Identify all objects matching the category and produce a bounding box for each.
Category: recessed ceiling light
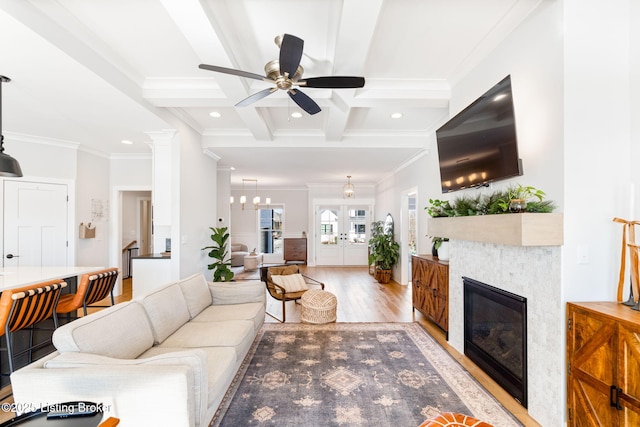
[291,112,303,118]
[391,113,403,119]
[121,139,134,145]
[209,111,222,118]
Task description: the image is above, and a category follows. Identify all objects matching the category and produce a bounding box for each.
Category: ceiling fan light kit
[199,33,365,115]
[0,75,23,177]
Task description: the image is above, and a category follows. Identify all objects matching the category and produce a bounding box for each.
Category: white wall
[76,150,110,267]
[563,0,638,302]
[230,187,309,252]
[177,125,218,279]
[375,153,438,283]
[121,191,151,249]
[5,134,78,181]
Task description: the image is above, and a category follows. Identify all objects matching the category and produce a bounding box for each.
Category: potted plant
[202,226,235,282]
[430,236,449,258]
[368,221,400,284]
[496,184,546,213]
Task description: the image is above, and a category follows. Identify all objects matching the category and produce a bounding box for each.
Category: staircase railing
[122,240,139,279]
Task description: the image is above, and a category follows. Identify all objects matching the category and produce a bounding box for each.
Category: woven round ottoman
[300,289,337,324]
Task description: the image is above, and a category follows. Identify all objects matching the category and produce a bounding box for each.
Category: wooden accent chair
[0,279,67,373]
[260,265,324,323]
[56,268,119,319]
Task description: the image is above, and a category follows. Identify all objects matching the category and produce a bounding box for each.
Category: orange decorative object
[98,417,120,427]
[419,411,493,427]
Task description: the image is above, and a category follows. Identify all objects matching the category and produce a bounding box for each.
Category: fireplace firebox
[463,276,527,407]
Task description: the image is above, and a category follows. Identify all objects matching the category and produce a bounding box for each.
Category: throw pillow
[270,273,308,293]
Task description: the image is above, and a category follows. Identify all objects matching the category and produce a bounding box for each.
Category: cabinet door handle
[610,385,623,410]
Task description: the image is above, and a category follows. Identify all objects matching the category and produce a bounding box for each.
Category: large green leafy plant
[368,221,400,271]
[202,226,235,282]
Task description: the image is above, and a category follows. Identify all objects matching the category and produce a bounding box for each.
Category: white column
[146,130,177,253]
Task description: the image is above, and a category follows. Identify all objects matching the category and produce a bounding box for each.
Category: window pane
[347,209,366,244]
[259,208,283,253]
[320,209,338,245]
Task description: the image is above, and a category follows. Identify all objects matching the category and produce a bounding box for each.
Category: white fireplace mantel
[427,212,563,246]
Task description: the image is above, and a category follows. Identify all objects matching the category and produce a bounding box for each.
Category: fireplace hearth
[463,276,527,407]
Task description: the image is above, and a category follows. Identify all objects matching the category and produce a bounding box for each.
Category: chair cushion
[178,273,212,318]
[267,265,299,278]
[140,283,191,344]
[271,274,308,293]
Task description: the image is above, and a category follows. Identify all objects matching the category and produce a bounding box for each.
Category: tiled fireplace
[448,240,561,426]
[427,211,564,426]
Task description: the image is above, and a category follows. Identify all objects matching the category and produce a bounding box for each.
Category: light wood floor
[1,268,540,426]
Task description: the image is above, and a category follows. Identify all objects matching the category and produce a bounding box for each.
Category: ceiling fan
[199,33,365,115]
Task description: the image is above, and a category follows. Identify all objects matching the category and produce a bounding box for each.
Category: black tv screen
[436,75,522,193]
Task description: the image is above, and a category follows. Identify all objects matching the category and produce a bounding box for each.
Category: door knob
[5,254,19,259]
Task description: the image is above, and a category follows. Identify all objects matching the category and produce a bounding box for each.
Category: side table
[243,254,261,272]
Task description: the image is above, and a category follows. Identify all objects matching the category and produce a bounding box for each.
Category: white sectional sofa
[10,273,266,427]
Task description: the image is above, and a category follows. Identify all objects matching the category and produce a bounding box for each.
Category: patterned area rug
[210,323,522,427]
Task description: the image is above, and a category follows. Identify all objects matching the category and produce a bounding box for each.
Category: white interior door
[316,205,369,266]
[3,180,69,267]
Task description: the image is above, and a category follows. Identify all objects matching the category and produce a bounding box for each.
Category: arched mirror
[384,213,394,235]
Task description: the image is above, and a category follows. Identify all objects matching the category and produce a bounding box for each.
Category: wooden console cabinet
[412,255,449,335]
[566,302,640,426]
[284,238,307,264]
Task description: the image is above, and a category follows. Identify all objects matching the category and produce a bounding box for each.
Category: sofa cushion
[209,281,265,306]
[178,273,212,318]
[159,320,255,361]
[198,347,238,408]
[141,283,191,344]
[193,302,264,332]
[53,301,154,359]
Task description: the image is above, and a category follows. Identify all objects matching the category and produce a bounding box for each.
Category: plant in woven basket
[368,221,400,284]
[202,226,235,282]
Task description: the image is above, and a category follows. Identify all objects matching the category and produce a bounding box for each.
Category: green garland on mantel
[425,184,557,218]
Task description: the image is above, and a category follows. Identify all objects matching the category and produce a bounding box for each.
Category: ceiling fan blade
[288,89,321,115]
[235,87,277,107]
[199,64,271,82]
[279,34,304,78]
[299,76,365,89]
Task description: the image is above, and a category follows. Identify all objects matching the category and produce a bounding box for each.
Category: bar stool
[0,279,67,373]
[56,268,119,319]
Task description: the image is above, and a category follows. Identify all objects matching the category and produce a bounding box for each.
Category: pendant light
[343,175,354,198]
[0,76,22,177]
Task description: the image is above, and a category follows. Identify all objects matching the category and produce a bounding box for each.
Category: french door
[315,205,369,266]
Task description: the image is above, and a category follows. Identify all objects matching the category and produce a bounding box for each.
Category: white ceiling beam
[160,0,272,141]
[324,0,384,141]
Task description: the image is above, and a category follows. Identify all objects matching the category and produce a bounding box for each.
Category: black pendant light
[0,76,23,177]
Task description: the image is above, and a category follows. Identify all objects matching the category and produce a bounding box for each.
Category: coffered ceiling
[0,0,543,187]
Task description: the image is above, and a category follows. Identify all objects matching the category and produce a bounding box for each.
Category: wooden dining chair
[56,268,119,319]
[0,279,67,373]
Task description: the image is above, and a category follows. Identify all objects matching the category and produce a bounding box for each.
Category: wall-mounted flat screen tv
[436,75,522,193]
